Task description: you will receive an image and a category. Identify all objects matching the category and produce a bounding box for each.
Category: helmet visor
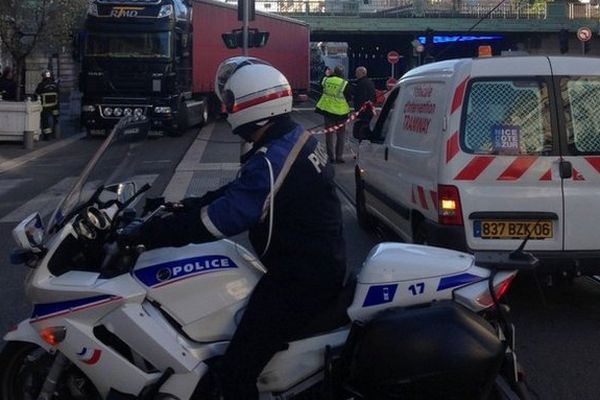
[215,57,272,103]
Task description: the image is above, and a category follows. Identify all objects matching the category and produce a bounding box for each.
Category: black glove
[117,218,146,249]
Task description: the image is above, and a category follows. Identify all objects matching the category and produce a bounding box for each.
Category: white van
[355,56,600,275]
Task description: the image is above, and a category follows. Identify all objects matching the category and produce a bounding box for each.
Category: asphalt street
[0,111,599,399]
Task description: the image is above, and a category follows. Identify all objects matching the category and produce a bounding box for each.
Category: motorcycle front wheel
[0,341,100,400]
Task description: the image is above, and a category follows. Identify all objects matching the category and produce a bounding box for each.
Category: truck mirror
[250,31,269,48]
[222,32,243,49]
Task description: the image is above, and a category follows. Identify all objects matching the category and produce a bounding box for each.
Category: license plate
[473,220,553,239]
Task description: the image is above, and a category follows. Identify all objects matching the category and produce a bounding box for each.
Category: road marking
[0,178,31,197]
[0,177,78,223]
[176,123,216,171]
[163,125,216,201]
[0,174,159,224]
[0,133,86,175]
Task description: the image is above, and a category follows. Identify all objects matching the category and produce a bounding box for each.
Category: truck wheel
[355,168,373,231]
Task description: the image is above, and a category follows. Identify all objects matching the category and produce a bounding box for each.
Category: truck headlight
[82,105,95,112]
[87,3,98,16]
[124,108,133,116]
[158,4,173,18]
[113,108,123,117]
[154,106,172,114]
[103,107,113,116]
[134,108,144,117]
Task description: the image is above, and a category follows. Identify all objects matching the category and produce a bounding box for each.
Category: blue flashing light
[418,35,504,44]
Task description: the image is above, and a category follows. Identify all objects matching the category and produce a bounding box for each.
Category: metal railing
[568,3,599,19]
[252,0,550,19]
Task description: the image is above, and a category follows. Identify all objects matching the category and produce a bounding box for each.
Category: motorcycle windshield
[47,121,144,236]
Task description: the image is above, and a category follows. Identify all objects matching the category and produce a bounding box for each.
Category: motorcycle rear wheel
[0,341,100,400]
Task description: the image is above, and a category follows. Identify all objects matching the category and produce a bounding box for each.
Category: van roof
[403,56,600,80]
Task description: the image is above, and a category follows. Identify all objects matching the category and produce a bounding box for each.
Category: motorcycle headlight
[113,107,123,117]
[124,108,133,116]
[103,107,113,116]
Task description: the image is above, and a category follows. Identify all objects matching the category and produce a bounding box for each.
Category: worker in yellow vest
[35,70,59,140]
[315,65,351,163]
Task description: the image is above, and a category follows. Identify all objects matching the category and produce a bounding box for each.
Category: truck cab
[80,0,206,136]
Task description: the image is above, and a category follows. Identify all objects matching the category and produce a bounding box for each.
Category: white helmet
[215,57,292,137]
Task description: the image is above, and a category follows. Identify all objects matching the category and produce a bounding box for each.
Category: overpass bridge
[247,0,600,80]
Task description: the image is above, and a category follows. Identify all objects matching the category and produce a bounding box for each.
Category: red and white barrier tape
[307,101,375,135]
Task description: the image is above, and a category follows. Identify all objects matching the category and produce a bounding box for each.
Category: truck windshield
[85,32,171,59]
[560,77,600,155]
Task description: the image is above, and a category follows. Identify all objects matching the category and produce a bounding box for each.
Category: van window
[561,77,600,154]
[371,88,400,142]
[462,79,552,155]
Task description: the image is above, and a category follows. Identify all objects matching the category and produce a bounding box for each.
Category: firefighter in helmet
[35,70,59,140]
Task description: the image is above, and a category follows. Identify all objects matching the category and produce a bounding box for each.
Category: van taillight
[438,185,463,225]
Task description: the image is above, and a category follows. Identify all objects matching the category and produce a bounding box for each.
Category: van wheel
[355,168,373,230]
[413,222,429,245]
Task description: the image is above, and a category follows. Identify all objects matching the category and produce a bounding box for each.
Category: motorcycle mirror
[12,213,45,253]
[101,182,137,205]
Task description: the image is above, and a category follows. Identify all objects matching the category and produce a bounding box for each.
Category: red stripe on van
[454,156,494,181]
[539,169,552,181]
[573,168,585,181]
[417,186,428,210]
[446,131,459,163]
[430,190,438,210]
[585,157,600,174]
[497,157,537,181]
[450,77,469,115]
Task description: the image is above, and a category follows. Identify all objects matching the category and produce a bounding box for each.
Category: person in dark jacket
[315,65,351,163]
[35,70,60,140]
[0,67,17,101]
[353,66,376,112]
[352,66,376,138]
[122,57,347,400]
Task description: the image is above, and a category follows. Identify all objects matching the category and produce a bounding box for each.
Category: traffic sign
[387,51,401,64]
[577,27,592,42]
[415,45,425,53]
[386,77,397,90]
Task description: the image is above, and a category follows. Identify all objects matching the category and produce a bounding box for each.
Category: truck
[80,0,310,136]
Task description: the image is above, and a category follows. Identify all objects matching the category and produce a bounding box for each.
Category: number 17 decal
[408,282,425,296]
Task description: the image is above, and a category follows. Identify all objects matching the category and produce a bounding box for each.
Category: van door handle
[384,147,388,161]
[559,160,572,179]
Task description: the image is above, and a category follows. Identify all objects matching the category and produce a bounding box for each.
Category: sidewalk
[0,118,85,174]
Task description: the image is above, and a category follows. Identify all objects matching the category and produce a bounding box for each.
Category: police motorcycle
[0,117,536,400]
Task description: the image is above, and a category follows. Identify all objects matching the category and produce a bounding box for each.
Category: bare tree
[0,0,87,100]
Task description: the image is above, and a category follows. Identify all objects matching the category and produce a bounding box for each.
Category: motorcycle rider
[123,57,347,399]
[35,70,59,140]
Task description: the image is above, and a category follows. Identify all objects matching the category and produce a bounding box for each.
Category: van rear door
[456,59,563,252]
[549,58,600,251]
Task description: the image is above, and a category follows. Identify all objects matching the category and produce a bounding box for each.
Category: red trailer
[192,0,310,99]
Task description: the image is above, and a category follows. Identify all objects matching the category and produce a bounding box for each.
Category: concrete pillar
[23,130,34,149]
